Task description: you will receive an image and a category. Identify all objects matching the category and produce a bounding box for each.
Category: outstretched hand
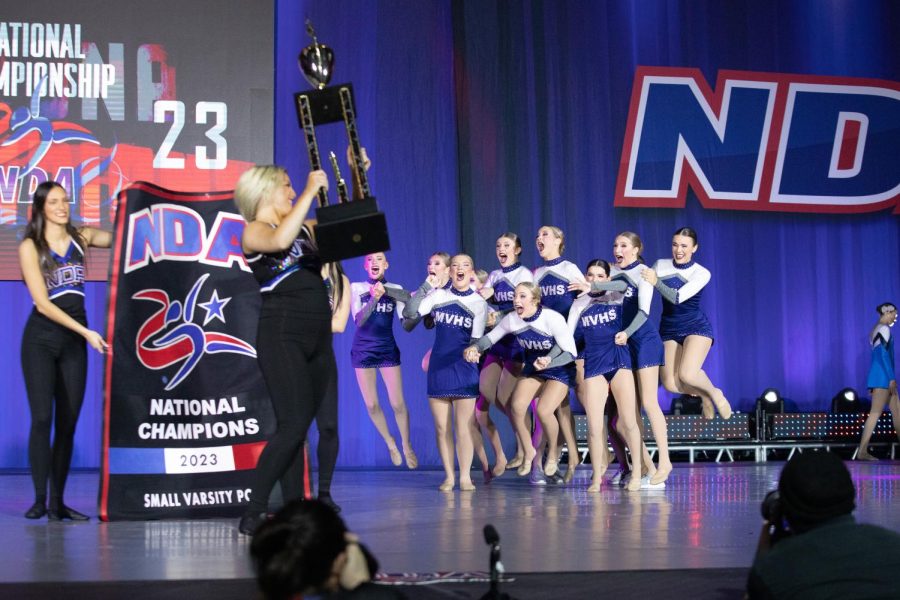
[346,145,372,172]
[85,330,109,354]
[568,281,590,296]
[427,273,447,289]
[534,356,551,371]
[305,170,329,196]
[641,268,658,285]
[464,346,481,363]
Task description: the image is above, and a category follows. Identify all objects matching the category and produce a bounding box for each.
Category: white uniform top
[484,306,577,359]
[487,264,534,312]
[533,258,584,318]
[652,259,711,304]
[609,261,654,325]
[412,287,488,338]
[872,324,891,348]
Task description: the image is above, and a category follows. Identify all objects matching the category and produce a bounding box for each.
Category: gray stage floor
[0,462,898,584]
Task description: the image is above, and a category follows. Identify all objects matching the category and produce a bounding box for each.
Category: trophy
[295,20,390,262]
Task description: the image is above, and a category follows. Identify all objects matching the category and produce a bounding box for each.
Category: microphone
[483,524,500,546]
[479,524,512,599]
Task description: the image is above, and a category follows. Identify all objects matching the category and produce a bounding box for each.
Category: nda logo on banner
[615,67,900,214]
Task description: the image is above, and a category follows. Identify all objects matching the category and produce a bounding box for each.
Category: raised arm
[653,265,711,304]
[588,280,628,293]
[80,226,112,249]
[535,313,577,371]
[401,281,434,320]
[351,282,384,327]
[346,145,371,201]
[466,314,513,360]
[242,170,327,254]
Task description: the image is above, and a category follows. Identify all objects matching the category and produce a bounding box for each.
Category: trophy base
[295,83,354,125]
[314,197,390,262]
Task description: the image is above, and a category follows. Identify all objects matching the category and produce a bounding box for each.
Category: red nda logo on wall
[615,67,900,214]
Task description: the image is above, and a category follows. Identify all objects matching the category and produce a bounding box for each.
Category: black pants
[21,312,87,506]
[247,306,338,512]
[280,364,339,500]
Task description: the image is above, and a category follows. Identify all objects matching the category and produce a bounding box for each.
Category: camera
[760,489,791,544]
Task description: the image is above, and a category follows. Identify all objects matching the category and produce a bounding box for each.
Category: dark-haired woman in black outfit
[19,181,111,520]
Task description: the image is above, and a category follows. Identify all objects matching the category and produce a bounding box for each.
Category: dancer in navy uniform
[19,181,111,520]
[350,252,417,469]
[856,302,898,460]
[236,166,338,533]
[568,260,643,492]
[533,226,584,481]
[479,233,532,473]
[588,232,665,485]
[641,228,732,435]
[465,282,577,478]
[404,254,488,491]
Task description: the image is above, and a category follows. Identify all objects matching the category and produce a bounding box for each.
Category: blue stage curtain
[275,0,465,467]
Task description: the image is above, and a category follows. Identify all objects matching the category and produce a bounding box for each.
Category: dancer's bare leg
[611,370,644,491]
[475,394,507,478]
[429,398,455,490]
[535,381,571,477]
[606,400,628,472]
[480,360,518,469]
[665,341,719,419]
[576,361,604,466]
[509,377,542,475]
[635,365,672,485]
[497,362,525,468]
[582,374,611,491]
[858,388,889,460]
[890,389,900,446]
[472,400,492,483]
[355,368,400,464]
[663,341,709,418]
[530,398,545,472]
[381,366,417,468]
[679,336,731,419]
[632,372,656,478]
[556,398,580,477]
[454,398,477,491]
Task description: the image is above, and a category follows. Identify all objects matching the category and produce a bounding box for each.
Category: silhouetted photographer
[251,499,405,599]
[747,451,900,599]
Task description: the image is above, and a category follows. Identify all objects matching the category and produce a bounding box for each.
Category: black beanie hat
[778,451,855,523]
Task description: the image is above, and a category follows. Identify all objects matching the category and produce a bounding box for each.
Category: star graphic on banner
[197,289,231,325]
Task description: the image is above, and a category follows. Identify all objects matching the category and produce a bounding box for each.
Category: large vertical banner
[100,182,274,520]
[0,0,273,278]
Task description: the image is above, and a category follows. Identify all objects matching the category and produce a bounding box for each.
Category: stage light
[831,387,860,413]
[755,389,784,442]
[671,394,703,416]
[756,388,784,414]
